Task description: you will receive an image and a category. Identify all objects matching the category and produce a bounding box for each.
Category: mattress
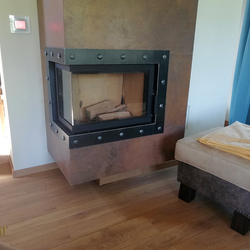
[175,128,250,192]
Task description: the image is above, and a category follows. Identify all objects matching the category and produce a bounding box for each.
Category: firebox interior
[54,64,155,134]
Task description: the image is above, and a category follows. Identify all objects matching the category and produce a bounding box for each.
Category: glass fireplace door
[55,64,155,134]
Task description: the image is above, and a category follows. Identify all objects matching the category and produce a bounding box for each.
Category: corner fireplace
[45,48,169,148]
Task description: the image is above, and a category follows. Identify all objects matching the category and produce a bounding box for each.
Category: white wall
[185,0,246,136]
[0,0,54,170]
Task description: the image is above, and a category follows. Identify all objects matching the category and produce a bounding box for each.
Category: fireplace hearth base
[47,122,184,185]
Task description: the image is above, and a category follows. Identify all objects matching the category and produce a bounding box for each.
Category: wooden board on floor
[96,160,178,186]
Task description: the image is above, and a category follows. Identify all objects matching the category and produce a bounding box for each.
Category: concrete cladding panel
[63,0,198,52]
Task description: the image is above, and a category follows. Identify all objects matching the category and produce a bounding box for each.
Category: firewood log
[98,111,131,121]
[86,99,117,120]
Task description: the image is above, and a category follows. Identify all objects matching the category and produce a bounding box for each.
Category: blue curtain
[229,0,250,125]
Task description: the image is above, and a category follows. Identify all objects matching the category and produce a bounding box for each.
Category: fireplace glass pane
[56,68,149,127]
[57,69,73,124]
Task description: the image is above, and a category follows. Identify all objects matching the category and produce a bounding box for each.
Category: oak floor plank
[53,183,101,210]
[0,184,74,216]
[0,178,46,201]
[43,174,70,188]
[51,217,159,250]
[90,167,178,197]
[122,177,178,202]
[1,194,130,246]
[0,202,57,228]
[168,222,250,250]
[54,168,178,211]
[120,213,223,250]
[67,192,178,240]
[236,242,250,250]
[0,162,249,249]
[67,208,130,240]
[12,168,71,190]
[144,195,232,233]
[0,163,13,180]
[14,229,71,250]
[0,155,9,165]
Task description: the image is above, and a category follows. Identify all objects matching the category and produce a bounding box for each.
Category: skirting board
[9,157,58,178]
[96,159,178,186]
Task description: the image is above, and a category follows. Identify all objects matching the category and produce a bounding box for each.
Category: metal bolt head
[142,54,148,60]
[97,136,102,140]
[49,123,53,127]
[62,136,65,141]
[69,54,75,60]
[120,54,126,59]
[48,100,51,104]
[157,126,162,131]
[97,54,103,60]
[50,52,54,57]
[44,51,48,56]
[46,76,49,81]
[139,129,144,134]
[119,132,124,137]
[161,80,166,85]
[55,129,58,133]
[73,140,78,145]
[57,53,61,59]
[162,54,167,59]
[159,104,164,108]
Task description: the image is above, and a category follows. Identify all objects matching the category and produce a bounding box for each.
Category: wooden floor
[0,158,250,249]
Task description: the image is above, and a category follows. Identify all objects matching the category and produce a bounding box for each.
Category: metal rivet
[159,104,164,108]
[157,126,162,131]
[50,52,54,57]
[73,140,78,144]
[46,76,49,81]
[62,136,65,141]
[49,123,52,127]
[55,129,58,133]
[44,51,48,56]
[48,100,51,104]
[97,136,102,140]
[162,54,167,59]
[69,54,75,60]
[119,132,124,137]
[97,54,103,60]
[142,54,148,60]
[57,53,61,59]
[161,80,166,85]
[139,129,144,134]
[120,54,126,59]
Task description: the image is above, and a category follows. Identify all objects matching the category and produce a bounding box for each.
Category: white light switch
[9,15,31,34]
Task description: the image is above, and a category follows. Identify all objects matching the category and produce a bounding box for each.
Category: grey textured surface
[177,161,250,216]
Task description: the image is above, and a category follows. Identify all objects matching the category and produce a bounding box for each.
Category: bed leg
[178,183,196,203]
[231,210,250,235]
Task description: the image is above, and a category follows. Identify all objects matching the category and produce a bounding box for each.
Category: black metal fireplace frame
[45,47,169,149]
